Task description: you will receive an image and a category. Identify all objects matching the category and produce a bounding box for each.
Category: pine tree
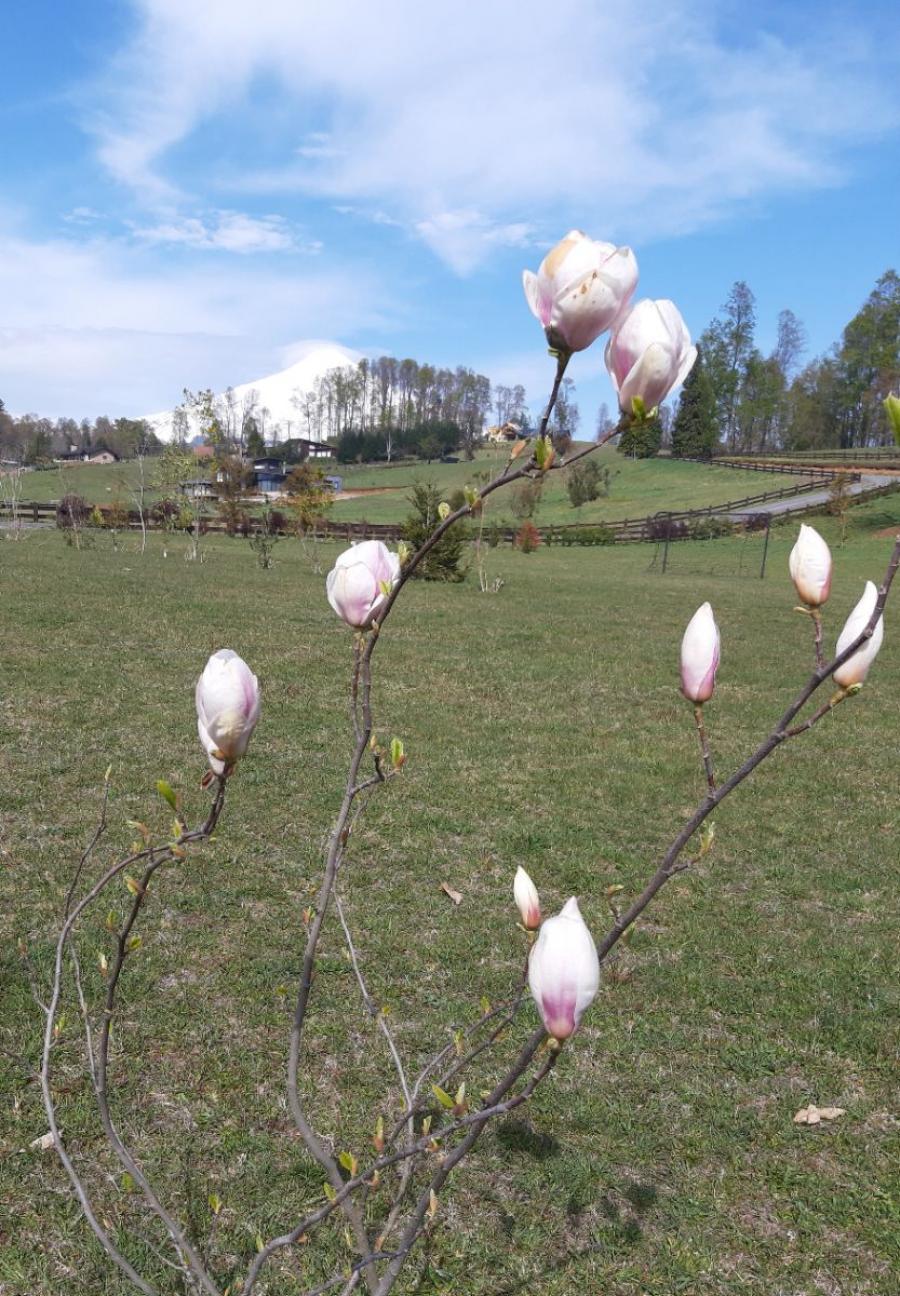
[617,415,662,459]
[671,348,719,459]
[401,482,468,581]
[700,281,756,450]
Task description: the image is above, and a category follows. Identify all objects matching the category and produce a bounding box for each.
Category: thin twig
[244,1027,552,1293]
[693,704,716,794]
[42,777,227,1296]
[811,607,825,671]
[93,851,222,1296]
[371,1029,552,1296]
[335,892,412,1114]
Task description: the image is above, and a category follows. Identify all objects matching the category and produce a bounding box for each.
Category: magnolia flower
[326,540,401,629]
[528,897,600,1041]
[884,392,900,444]
[513,866,541,930]
[196,649,261,775]
[605,299,697,414]
[833,580,884,688]
[523,231,638,354]
[680,603,720,704]
[789,524,832,607]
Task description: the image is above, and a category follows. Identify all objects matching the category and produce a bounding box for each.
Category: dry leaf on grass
[793,1104,846,1126]
[440,882,462,906]
[29,1130,58,1151]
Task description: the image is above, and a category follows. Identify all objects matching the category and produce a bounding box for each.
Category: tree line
[671,270,899,458]
[0,405,163,465]
[291,357,495,460]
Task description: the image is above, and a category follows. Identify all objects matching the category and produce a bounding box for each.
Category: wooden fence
[711,448,900,468]
[677,455,860,482]
[6,473,899,546]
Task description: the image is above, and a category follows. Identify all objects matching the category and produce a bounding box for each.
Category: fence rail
[711,448,900,466]
[677,455,860,482]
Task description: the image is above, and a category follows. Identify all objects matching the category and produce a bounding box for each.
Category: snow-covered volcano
[146,341,360,441]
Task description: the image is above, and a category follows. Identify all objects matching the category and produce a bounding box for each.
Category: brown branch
[93,851,222,1296]
[811,607,825,671]
[536,350,571,439]
[371,1028,552,1296]
[596,536,900,966]
[244,1026,552,1294]
[271,369,623,1294]
[42,776,228,1296]
[693,704,716,794]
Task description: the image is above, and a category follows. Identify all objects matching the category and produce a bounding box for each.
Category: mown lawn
[1,499,898,1296]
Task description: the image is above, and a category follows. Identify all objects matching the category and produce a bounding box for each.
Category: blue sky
[2,0,899,426]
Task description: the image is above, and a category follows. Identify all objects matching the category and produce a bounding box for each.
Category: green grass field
[10,449,812,529]
[1,495,898,1295]
[331,448,811,526]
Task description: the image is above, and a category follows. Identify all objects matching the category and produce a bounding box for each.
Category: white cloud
[83,0,900,267]
[0,228,388,416]
[62,206,104,225]
[129,210,308,253]
[414,211,535,275]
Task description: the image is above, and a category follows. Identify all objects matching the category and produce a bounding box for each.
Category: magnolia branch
[596,535,900,966]
[42,777,227,1296]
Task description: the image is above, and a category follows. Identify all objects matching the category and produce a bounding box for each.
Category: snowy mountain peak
[146,341,360,442]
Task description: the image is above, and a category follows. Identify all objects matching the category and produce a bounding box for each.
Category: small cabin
[56,448,120,465]
[179,479,218,500]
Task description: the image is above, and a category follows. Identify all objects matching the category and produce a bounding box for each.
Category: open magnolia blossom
[789,524,833,607]
[528,897,600,1041]
[196,649,261,775]
[833,580,884,688]
[680,602,720,704]
[523,230,638,354]
[605,298,697,415]
[326,540,401,628]
[513,866,541,930]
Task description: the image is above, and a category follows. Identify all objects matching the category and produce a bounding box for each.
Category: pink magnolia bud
[833,580,884,688]
[789,524,832,607]
[513,866,541,930]
[605,299,697,414]
[523,230,638,354]
[680,602,720,703]
[195,649,261,775]
[528,897,600,1041]
[326,540,401,629]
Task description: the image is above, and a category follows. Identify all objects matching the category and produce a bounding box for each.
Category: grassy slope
[331,448,811,525]
[11,461,165,507]
[1,498,898,1295]
[12,449,811,529]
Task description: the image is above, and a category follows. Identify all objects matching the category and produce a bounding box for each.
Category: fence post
[661,513,672,573]
[760,515,771,580]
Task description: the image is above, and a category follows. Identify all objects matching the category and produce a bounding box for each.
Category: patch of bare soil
[333,485,405,501]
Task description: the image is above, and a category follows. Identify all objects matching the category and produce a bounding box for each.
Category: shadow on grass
[494,1118,560,1161]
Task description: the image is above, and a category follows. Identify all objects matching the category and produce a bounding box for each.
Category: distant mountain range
[146,342,360,442]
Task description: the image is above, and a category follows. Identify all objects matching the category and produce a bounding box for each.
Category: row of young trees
[671,270,899,457]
